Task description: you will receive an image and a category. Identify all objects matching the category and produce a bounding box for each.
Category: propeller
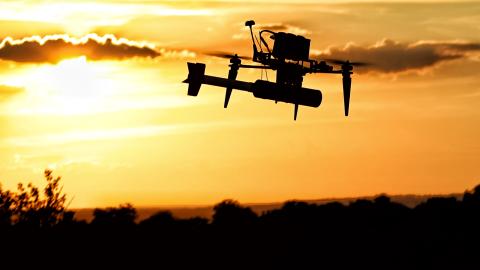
[324,59,370,66]
[204,52,251,60]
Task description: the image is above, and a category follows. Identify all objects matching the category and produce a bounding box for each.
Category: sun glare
[9,56,118,116]
[1,55,193,119]
[54,56,99,97]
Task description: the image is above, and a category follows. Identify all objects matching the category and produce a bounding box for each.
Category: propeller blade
[342,73,352,116]
[294,104,299,120]
[204,51,251,60]
[324,59,370,66]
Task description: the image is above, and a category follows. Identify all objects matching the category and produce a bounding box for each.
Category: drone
[183,20,366,120]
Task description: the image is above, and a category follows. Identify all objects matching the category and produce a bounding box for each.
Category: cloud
[0,34,160,63]
[313,39,480,73]
[158,48,197,59]
[1,120,289,147]
[3,125,179,147]
[0,85,24,101]
[258,23,311,36]
[232,22,311,40]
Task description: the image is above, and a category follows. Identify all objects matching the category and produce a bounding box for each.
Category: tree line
[1,170,479,269]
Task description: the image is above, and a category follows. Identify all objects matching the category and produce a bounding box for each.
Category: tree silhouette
[91,203,137,227]
[212,199,258,227]
[2,170,480,269]
[463,184,480,206]
[140,210,175,229]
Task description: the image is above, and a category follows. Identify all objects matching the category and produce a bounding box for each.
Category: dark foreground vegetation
[1,170,480,269]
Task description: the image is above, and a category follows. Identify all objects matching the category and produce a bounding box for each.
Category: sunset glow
[0,0,479,208]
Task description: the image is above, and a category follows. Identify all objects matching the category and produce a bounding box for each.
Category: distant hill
[73,193,463,222]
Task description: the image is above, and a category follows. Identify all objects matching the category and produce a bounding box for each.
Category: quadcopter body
[183,20,363,120]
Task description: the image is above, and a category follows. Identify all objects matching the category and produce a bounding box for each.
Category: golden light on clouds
[0,1,213,35]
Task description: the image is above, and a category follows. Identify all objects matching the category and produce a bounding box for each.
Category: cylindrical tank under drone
[251,80,322,108]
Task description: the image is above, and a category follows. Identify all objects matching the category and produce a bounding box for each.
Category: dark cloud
[0,34,160,63]
[313,39,480,73]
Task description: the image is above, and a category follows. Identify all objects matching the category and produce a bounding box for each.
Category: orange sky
[0,1,479,207]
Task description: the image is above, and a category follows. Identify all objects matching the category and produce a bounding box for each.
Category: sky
[0,1,479,208]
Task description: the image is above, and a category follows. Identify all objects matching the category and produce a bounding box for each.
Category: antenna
[245,20,259,60]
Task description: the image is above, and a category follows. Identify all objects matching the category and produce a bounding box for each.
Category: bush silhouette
[0,169,68,227]
[0,186,14,227]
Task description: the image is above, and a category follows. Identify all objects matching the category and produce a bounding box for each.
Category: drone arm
[305,66,353,116]
[184,74,252,92]
[308,69,344,74]
[237,64,275,70]
[203,75,252,92]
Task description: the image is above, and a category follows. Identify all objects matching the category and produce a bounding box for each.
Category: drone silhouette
[183,20,367,120]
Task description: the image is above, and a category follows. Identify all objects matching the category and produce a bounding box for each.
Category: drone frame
[184,20,355,120]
